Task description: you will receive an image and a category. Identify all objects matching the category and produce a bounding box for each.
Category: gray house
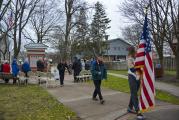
[104,38,131,61]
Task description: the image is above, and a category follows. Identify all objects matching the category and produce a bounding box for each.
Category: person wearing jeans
[127,47,144,120]
[91,55,107,104]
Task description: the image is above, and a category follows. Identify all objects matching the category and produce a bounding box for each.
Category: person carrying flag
[127,47,144,120]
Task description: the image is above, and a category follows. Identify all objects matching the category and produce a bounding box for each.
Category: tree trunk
[159,55,164,76]
[176,41,179,79]
[0,0,3,9]
[176,4,179,79]
[176,49,179,81]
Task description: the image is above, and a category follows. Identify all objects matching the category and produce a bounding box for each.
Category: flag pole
[138,5,149,113]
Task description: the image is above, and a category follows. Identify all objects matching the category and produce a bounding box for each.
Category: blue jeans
[128,74,140,112]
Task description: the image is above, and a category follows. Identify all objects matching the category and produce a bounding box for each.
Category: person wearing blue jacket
[11,59,20,84]
[22,59,31,84]
[91,55,107,104]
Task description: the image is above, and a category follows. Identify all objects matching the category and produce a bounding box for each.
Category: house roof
[24,43,48,49]
[107,38,132,46]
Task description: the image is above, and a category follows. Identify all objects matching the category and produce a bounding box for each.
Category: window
[118,47,120,50]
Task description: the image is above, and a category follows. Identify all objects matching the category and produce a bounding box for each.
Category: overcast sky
[86,0,128,40]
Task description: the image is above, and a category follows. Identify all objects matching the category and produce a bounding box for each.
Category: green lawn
[109,70,177,76]
[109,70,179,87]
[108,70,128,75]
[165,70,176,76]
[101,75,179,105]
[0,84,78,120]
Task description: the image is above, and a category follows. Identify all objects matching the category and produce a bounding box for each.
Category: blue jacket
[22,62,31,73]
[91,60,107,80]
[11,59,20,77]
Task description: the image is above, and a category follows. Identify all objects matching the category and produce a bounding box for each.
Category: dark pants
[13,78,16,84]
[59,72,65,85]
[13,75,18,84]
[128,74,140,112]
[25,72,28,84]
[93,80,103,100]
[74,71,80,82]
[4,79,9,83]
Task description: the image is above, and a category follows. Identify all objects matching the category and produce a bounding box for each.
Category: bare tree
[29,0,60,43]
[120,0,171,75]
[63,0,82,60]
[0,0,13,60]
[12,0,40,58]
[71,2,91,57]
[167,0,179,78]
[0,31,9,60]
[122,23,142,47]
[0,0,12,22]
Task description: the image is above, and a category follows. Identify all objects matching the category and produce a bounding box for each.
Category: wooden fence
[153,57,176,70]
[104,61,128,70]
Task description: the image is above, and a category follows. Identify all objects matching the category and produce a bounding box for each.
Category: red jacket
[2,63,11,73]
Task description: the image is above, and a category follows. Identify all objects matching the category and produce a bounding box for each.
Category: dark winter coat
[57,63,68,73]
[36,60,45,72]
[91,60,107,81]
[72,60,82,74]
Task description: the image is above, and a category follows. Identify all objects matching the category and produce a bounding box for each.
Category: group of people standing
[56,57,93,86]
[0,58,31,84]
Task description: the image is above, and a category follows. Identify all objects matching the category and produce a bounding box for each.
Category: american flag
[135,14,155,112]
[8,11,13,29]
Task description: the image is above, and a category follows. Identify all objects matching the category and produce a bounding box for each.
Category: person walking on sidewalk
[127,47,144,120]
[57,60,69,87]
[91,55,107,104]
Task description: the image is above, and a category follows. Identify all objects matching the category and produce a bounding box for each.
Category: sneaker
[137,113,145,120]
[92,98,98,101]
[100,99,105,104]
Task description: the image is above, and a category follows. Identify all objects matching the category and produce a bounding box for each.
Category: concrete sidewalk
[45,74,179,120]
[108,73,179,97]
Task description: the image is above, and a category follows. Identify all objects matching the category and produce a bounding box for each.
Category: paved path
[44,74,179,120]
[108,73,179,97]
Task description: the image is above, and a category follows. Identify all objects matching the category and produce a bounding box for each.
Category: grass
[0,84,78,120]
[108,70,128,75]
[102,75,130,93]
[109,70,177,76]
[156,90,179,105]
[165,70,176,76]
[109,70,179,87]
[100,75,179,105]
